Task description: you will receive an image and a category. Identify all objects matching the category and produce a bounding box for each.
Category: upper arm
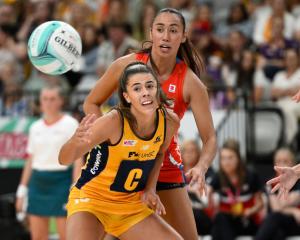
[160,109,180,153]
[83,54,136,114]
[183,70,216,143]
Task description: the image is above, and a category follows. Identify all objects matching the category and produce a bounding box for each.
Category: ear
[149,28,153,41]
[123,92,130,103]
[181,32,187,43]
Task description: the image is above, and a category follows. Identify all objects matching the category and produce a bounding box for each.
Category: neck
[150,49,177,79]
[131,108,156,138]
[44,112,63,125]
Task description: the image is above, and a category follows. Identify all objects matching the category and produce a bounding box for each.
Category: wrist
[16,185,28,198]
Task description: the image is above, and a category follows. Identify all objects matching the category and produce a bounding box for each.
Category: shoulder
[29,119,43,131]
[97,109,122,128]
[184,68,207,90]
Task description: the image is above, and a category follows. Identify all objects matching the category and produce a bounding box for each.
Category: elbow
[58,151,69,166]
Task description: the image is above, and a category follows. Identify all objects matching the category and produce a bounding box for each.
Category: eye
[133,86,141,92]
[156,27,164,33]
[170,27,178,33]
[146,83,155,89]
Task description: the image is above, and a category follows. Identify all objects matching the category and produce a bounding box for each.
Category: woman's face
[274,150,294,167]
[40,88,63,116]
[220,148,239,175]
[123,73,159,115]
[182,142,199,169]
[150,12,186,58]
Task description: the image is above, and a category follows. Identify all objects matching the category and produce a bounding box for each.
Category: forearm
[145,153,164,190]
[19,157,33,186]
[196,134,217,171]
[83,101,103,117]
[59,139,84,166]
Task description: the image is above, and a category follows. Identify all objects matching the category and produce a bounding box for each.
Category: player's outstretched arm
[267,164,300,198]
[59,111,120,165]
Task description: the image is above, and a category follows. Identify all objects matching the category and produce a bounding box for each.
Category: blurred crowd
[1,0,300,239]
[1,0,300,144]
[181,138,300,239]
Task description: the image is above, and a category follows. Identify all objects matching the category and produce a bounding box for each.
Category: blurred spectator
[209,139,264,240]
[253,0,295,45]
[253,16,298,104]
[96,0,128,28]
[0,24,27,62]
[190,3,213,38]
[256,148,300,240]
[167,0,196,31]
[24,71,70,97]
[271,48,300,144]
[15,86,81,240]
[0,3,18,27]
[54,0,95,29]
[0,82,31,117]
[17,1,54,42]
[224,49,258,105]
[135,1,158,41]
[215,2,254,40]
[181,139,214,236]
[96,20,139,76]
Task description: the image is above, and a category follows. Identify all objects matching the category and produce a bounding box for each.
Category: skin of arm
[83,54,136,117]
[145,109,180,190]
[15,156,33,212]
[141,109,180,214]
[183,70,217,177]
[58,111,121,165]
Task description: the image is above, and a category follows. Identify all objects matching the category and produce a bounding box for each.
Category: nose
[162,30,170,42]
[141,86,150,97]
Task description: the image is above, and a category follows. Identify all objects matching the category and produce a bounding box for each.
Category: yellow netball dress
[67,108,166,236]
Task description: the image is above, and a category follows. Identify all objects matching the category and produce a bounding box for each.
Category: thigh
[28,215,49,240]
[119,213,183,240]
[55,217,67,240]
[158,187,198,240]
[66,212,105,240]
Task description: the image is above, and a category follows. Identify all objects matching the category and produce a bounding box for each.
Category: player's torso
[136,53,188,182]
[73,109,165,203]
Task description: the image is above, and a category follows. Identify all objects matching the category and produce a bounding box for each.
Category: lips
[159,44,171,53]
[141,100,153,105]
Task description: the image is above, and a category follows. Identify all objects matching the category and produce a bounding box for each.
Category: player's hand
[267,166,298,199]
[141,188,166,215]
[15,197,24,213]
[292,90,300,102]
[185,164,207,197]
[74,114,97,143]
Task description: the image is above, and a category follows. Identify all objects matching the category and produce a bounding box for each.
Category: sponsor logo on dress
[168,84,176,93]
[90,150,102,175]
[154,135,162,144]
[128,151,155,158]
[123,140,137,146]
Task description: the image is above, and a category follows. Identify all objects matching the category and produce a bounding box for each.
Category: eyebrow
[131,80,155,87]
[154,23,180,27]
